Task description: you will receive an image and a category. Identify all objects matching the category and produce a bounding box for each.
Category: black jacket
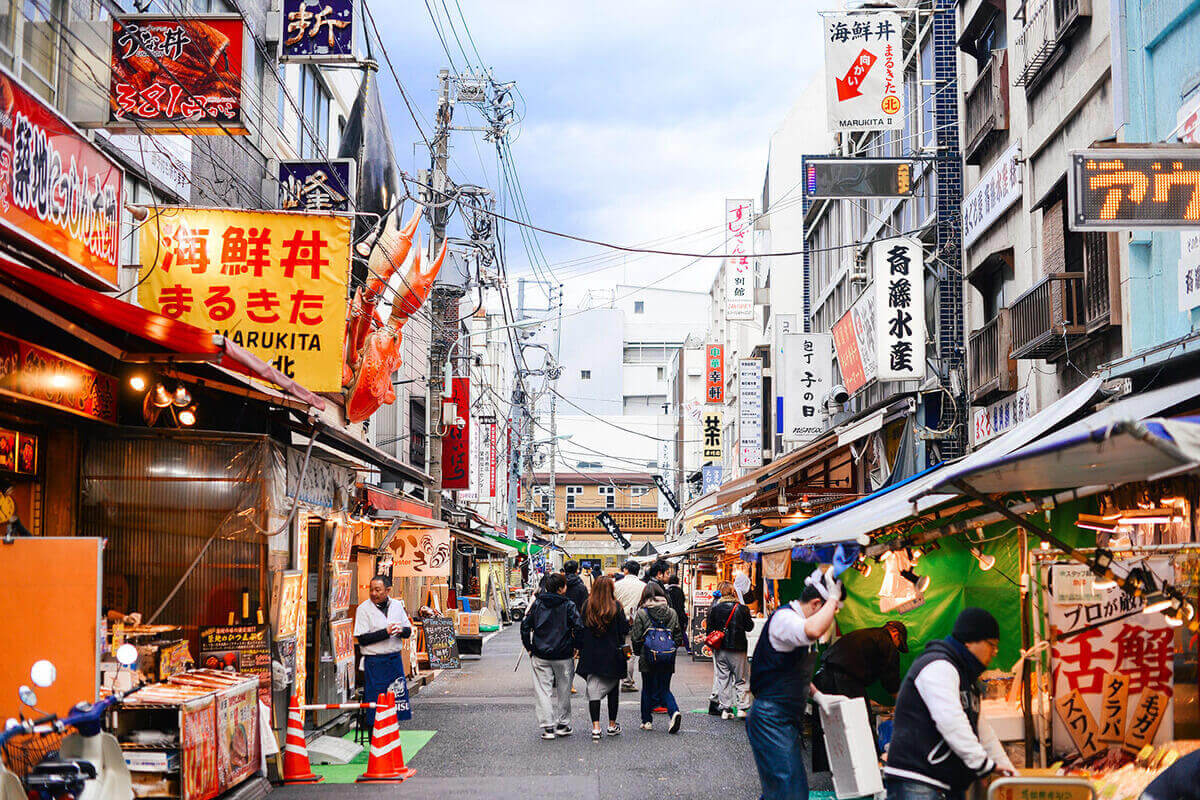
[705,600,754,652]
[885,637,992,793]
[666,584,688,625]
[520,591,583,660]
[564,574,589,615]
[630,601,683,675]
[818,626,902,695]
[575,603,630,680]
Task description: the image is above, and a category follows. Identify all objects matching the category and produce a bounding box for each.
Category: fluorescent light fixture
[1114,508,1182,525]
[1143,595,1172,614]
[1092,577,1117,591]
[1076,514,1119,534]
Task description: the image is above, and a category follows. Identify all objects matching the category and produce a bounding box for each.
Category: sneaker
[653,706,668,714]
[707,700,722,716]
[607,722,623,736]
[668,711,682,734]
[640,721,652,730]
[591,729,601,741]
[622,681,638,693]
[721,709,734,720]
[570,687,577,694]
[555,724,573,737]
[735,708,747,719]
[541,728,556,740]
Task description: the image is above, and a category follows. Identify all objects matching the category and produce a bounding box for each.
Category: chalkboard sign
[690,602,713,663]
[422,616,460,670]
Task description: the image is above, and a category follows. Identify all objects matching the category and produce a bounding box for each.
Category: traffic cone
[282,695,323,784]
[357,693,416,782]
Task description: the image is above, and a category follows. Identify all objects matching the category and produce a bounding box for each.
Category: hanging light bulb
[173,385,192,407]
[129,374,147,392]
[900,568,930,593]
[151,383,173,408]
[1040,540,1051,551]
[970,547,995,571]
[177,406,197,427]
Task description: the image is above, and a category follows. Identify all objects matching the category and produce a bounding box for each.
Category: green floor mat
[310,730,436,784]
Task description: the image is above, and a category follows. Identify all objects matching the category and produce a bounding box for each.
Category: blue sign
[280,0,354,62]
[701,465,723,495]
[278,159,355,212]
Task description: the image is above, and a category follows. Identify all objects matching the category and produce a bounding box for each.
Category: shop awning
[0,255,325,410]
[453,528,518,557]
[744,377,1105,553]
[482,532,543,555]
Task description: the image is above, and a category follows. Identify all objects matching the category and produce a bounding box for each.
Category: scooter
[1,645,141,800]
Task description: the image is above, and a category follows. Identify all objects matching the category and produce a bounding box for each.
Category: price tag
[1054,689,1101,759]
[1124,688,1169,754]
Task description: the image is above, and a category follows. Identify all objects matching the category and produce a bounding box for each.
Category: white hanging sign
[738,359,762,468]
[783,333,833,444]
[872,237,926,382]
[725,199,754,320]
[824,11,904,133]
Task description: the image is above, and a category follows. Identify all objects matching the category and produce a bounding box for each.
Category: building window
[299,65,330,158]
[920,39,935,150]
[580,369,591,380]
[277,64,287,132]
[565,486,583,510]
[576,461,602,469]
[634,301,645,314]
[630,485,649,506]
[0,0,65,104]
[408,396,426,470]
[534,487,550,511]
[656,366,665,381]
[598,486,616,509]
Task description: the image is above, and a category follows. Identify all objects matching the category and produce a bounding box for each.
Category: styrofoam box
[123,750,179,773]
[819,696,884,800]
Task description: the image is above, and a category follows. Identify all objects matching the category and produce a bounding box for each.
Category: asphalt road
[275,624,831,799]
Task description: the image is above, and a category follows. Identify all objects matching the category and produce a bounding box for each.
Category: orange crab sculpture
[344,209,447,423]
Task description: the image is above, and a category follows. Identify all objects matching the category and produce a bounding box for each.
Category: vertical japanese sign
[0,68,122,288]
[488,424,498,498]
[738,359,763,468]
[832,291,877,395]
[783,333,833,443]
[824,12,904,133]
[110,16,246,134]
[705,344,724,403]
[1046,560,1175,757]
[725,199,754,320]
[280,0,354,62]
[138,207,351,391]
[442,377,471,490]
[278,159,355,212]
[873,237,925,382]
[701,410,723,461]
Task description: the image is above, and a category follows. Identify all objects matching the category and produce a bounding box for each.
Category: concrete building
[956,0,1121,451]
[667,345,706,501]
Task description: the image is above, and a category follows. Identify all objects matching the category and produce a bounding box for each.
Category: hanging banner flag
[833,290,877,395]
[701,465,723,495]
[701,410,723,461]
[725,199,754,320]
[442,377,471,490]
[138,207,351,391]
[0,67,123,289]
[783,333,833,444]
[280,0,354,62]
[278,159,355,212]
[705,344,724,403]
[596,511,630,549]
[873,237,926,382]
[489,424,498,498]
[109,15,247,134]
[652,475,679,514]
[824,11,904,133]
[738,359,763,468]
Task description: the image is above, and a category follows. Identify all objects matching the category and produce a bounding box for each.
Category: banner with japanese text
[738,358,762,468]
[725,199,754,320]
[872,237,925,382]
[824,11,904,133]
[782,333,832,444]
[701,410,723,461]
[705,344,724,403]
[833,290,876,395]
[442,377,471,490]
[280,0,354,62]
[138,207,351,391]
[1045,559,1174,757]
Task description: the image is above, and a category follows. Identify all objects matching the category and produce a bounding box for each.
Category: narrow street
[276,625,829,799]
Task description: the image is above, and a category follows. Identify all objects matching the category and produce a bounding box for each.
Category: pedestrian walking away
[884,607,1015,800]
[520,572,584,740]
[353,574,414,728]
[563,559,590,614]
[666,571,689,652]
[612,559,646,691]
[645,559,670,594]
[746,568,845,800]
[576,575,631,740]
[706,580,754,719]
[630,581,684,734]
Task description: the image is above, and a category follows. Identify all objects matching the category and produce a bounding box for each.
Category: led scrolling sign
[1069,148,1200,230]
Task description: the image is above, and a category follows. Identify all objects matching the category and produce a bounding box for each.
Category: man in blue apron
[354,575,413,727]
[747,568,845,800]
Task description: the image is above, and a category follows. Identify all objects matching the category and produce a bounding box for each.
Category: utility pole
[546,284,562,533]
[426,68,460,517]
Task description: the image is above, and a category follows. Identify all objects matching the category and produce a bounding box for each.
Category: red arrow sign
[835,49,877,102]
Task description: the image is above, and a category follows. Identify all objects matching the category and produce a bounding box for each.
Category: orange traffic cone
[357,693,416,782]
[282,695,323,784]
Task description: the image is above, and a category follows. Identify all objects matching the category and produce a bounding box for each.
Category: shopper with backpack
[706,580,755,718]
[520,572,584,740]
[630,582,684,733]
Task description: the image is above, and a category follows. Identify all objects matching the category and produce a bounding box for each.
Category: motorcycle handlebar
[0,684,144,747]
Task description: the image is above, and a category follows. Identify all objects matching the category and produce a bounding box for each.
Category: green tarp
[483,532,543,555]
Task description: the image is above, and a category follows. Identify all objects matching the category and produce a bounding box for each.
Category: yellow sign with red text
[138,207,351,391]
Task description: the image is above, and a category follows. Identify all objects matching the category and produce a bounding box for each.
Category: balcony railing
[1014,0,1090,87]
[968,308,1018,404]
[963,51,1009,165]
[1010,272,1087,360]
[523,508,665,533]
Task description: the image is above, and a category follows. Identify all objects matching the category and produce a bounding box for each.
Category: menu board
[329,568,353,617]
[275,571,304,639]
[216,683,258,788]
[690,591,713,663]
[330,521,354,564]
[422,616,460,670]
[180,698,218,800]
[198,625,271,709]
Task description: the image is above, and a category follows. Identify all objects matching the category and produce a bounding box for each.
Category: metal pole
[427,69,456,517]
[547,284,562,533]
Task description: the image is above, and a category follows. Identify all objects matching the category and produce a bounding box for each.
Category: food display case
[112,670,259,800]
[1033,740,1200,799]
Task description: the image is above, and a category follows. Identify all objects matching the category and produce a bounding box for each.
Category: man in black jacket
[520,573,584,740]
[885,608,1015,799]
[562,560,589,614]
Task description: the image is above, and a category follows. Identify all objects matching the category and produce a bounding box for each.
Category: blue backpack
[642,617,677,666]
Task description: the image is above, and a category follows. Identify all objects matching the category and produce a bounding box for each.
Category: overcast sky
[374,1,825,304]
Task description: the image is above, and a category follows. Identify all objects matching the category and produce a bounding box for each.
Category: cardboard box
[819,696,883,800]
[456,612,479,636]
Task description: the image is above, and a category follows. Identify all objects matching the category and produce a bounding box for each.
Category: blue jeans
[745,697,808,800]
[639,671,679,723]
[885,778,963,800]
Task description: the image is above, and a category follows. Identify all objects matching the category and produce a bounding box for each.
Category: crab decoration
[343,208,447,423]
